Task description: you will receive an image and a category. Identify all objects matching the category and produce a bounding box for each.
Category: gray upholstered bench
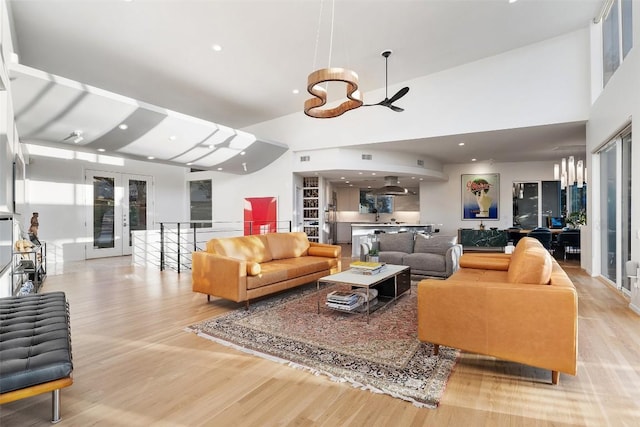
[0,292,73,423]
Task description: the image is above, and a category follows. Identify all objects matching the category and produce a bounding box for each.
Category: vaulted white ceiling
[6,0,600,177]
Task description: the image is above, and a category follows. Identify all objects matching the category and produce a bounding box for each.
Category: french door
[85,170,153,258]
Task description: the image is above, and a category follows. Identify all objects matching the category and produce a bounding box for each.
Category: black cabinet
[458,229,507,251]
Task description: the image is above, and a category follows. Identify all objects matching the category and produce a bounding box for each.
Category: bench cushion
[0,292,73,393]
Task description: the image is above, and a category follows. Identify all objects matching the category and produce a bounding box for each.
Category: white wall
[421,160,557,236]
[0,0,21,297]
[246,30,591,151]
[24,148,188,264]
[586,6,639,309]
[187,152,295,228]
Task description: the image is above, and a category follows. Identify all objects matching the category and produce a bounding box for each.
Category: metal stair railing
[137,221,292,273]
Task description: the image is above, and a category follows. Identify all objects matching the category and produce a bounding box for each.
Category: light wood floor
[1,251,639,426]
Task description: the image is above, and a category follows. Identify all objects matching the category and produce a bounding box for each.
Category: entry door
[85,170,153,258]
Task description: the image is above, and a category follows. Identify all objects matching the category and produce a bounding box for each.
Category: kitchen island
[351,223,435,258]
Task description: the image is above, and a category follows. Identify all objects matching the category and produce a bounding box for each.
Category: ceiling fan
[364,50,410,112]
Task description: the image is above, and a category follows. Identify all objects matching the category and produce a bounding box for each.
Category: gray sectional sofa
[363,232,462,279]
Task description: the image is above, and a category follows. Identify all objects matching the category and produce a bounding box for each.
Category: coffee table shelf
[317,264,411,322]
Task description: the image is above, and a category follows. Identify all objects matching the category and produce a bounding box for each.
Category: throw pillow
[246,262,261,276]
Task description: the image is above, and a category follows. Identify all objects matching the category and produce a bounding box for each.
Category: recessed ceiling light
[168,135,176,141]
[471,158,477,162]
[292,89,300,94]
[371,172,376,176]
[186,162,193,166]
[509,0,518,3]
[345,180,350,184]
[118,123,128,130]
[240,151,246,155]
[411,176,416,179]
[208,144,215,149]
[458,142,465,146]
[211,44,223,52]
[147,156,155,160]
[217,167,223,171]
[358,172,363,175]
[340,176,345,180]
[97,148,105,152]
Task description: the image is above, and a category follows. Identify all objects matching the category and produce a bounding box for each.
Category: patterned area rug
[187,283,458,408]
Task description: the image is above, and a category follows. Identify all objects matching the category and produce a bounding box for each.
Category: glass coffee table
[316,264,411,322]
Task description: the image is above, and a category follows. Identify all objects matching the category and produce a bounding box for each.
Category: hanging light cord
[327,0,335,70]
[312,0,325,71]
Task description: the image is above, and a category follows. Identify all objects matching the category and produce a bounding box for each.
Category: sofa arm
[192,251,247,302]
[417,278,577,375]
[445,244,463,276]
[308,242,341,258]
[459,253,511,270]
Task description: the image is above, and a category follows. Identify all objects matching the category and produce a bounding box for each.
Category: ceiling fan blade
[362,98,389,107]
[388,87,409,104]
[388,104,404,112]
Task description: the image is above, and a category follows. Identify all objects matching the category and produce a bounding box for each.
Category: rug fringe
[185,327,436,409]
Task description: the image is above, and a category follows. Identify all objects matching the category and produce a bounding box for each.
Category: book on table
[349,261,386,275]
[326,290,362,311]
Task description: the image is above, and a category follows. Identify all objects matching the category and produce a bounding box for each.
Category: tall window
[190,180,212,228]
[598,129,632,292]
[602,0,633,87]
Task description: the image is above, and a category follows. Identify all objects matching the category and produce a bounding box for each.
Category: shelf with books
[302,176,321,242]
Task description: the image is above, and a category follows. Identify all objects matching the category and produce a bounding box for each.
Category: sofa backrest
[414,234,457,255]
[378,232,414,253]
[507,237,552,285]
[207,234,273,263]
[265,231,310,259]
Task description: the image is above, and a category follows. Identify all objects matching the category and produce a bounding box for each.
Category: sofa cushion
[265,232,310,260]
[207,235,273,263]
[246,257,334,289]
[507,237,552,285]
[379,251,405,265]
[414,234,457,255]
[403,252,445,273]
[378,232,414,253]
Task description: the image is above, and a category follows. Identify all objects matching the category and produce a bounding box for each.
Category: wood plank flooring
[1,252,639,426]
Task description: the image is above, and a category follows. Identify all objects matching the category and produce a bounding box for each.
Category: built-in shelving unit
[303,177,320,242]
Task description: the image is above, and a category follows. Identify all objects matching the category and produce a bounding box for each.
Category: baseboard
[629,302,640,316]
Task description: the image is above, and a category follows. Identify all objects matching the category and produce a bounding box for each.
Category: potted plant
[368,248,379,263]
[566,210,587,229]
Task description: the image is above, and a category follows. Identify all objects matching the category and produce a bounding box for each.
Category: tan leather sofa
[417,237,577,384]
[192,232,341,307]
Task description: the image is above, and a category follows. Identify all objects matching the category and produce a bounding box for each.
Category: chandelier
[554,156,586,189]
[303,0,363,118]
